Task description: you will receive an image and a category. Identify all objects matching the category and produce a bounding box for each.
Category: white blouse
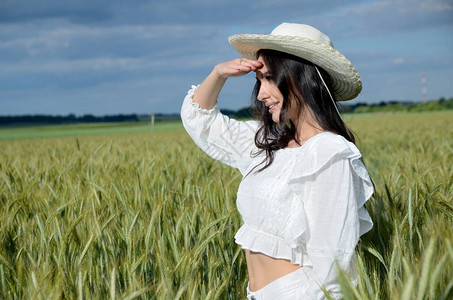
[181,85,373,299]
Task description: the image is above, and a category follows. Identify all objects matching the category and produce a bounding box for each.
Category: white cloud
[306,0,453,38]
[0,57,143,73]
[147,98,164,104]
[421,0,453,11]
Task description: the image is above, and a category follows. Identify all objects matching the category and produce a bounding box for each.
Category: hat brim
[229,34,361,101]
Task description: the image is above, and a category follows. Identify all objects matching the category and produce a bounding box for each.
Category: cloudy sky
[1,0,452,116]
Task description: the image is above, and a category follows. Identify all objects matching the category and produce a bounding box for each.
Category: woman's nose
[257,85,268,101]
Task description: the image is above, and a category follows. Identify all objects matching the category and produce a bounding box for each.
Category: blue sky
[1,0,452,115]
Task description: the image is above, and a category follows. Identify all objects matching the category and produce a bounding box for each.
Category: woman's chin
[270,111,280,123]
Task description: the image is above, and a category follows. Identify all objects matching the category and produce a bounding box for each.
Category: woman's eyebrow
[255,71,272,79]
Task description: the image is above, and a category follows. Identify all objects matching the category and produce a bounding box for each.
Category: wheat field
[0,111,452,299]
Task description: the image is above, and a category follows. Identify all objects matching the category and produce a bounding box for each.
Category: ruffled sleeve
[180,85,260,175]
[287,133,374,299]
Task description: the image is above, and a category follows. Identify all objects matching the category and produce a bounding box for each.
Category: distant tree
[220,109,236,117]
[235,107,252,118]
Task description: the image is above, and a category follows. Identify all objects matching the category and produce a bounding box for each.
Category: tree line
[0,113,180,127]
[339,97,453,114]
[1,97,451,126]
[222,97,453,118]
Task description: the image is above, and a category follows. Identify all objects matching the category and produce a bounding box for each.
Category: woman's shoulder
[287,132,374,236]
[288,131,366,179]
[298,131,361,158]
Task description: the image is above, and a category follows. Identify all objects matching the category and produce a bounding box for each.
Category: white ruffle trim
[235,224,356,267]
[234,224,311,266]
[183,85,218,115]
[287,133,374,236]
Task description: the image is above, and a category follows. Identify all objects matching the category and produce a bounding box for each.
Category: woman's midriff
[245,249,302,292]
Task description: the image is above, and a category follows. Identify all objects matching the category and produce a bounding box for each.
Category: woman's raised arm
[193,58,262,109]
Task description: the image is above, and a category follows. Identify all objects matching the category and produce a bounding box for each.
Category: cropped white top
[181,85,374,299]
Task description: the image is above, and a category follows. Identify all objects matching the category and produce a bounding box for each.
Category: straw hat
[229,23,362,101]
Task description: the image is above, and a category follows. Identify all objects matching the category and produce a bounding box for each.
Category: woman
[181,23,373,299]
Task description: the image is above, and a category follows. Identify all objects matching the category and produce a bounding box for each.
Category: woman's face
[255,56,285,123]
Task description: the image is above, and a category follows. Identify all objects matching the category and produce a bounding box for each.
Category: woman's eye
[265,75,272,81]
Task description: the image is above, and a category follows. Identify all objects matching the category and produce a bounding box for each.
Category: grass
[0,111,452,299]
[0,121,183,141]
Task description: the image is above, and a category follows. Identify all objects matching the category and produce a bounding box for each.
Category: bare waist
[245,249,302,292]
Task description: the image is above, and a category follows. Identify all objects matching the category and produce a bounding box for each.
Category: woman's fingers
[235,58,263,71]
[215,58,263,78]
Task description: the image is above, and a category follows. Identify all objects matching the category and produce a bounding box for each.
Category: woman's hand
[192,58,262,109]
[214,58,263,79]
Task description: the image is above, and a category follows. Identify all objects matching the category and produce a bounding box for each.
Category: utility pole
[421,72,427,101]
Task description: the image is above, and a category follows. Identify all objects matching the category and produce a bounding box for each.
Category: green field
[0,122,184,141]
[0,111,452,299]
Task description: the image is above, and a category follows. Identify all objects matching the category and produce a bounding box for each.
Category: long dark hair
[252,49,355,171]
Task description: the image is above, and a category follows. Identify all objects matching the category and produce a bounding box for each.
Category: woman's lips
[268,103,277,113]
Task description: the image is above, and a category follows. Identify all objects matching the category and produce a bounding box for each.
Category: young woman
[181,23,373,299]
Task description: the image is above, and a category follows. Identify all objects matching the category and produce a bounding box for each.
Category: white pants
[246,268,307,300]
